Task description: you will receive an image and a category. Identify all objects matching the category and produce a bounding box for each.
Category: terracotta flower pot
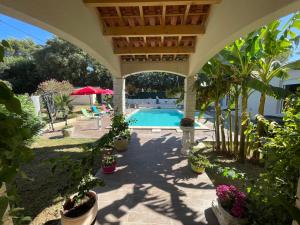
[102,162,116,174]
[113,136,129,152]
[190,163,205,174]
[212,199,248,225]
[61,191,98,225]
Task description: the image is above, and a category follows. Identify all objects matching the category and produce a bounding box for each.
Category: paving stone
[93,133,219,225]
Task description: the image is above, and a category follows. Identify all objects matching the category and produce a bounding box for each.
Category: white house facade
[247,69,300,117]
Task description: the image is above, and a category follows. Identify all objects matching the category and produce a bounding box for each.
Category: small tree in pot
[111,114,131,152]
[188,149,210,174]
[102,154,117,174]
[61,174,104,225]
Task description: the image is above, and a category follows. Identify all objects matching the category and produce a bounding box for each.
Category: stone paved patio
[94,132,219,225]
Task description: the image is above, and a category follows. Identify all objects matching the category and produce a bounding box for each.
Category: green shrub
[0,80,35,223]
[188,149,211,168]
[0,94,44,143]
[246,95,300,225]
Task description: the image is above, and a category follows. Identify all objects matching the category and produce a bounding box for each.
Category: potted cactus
[60,174,104,225]
[188,150,210,174]
[102,154,117,174]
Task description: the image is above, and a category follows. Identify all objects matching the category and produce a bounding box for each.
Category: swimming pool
[127,108,200,127]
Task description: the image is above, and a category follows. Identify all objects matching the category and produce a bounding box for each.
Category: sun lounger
[91,105,105,116]
[101,104,111,113]
[81,108,98,119]
[107,103,114,112]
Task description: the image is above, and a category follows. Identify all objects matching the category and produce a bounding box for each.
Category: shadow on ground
[94,132,218,225]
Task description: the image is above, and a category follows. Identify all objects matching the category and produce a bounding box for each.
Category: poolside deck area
[94,132,219,225]
[66,113,217,142]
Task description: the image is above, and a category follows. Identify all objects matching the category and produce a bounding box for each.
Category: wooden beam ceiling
[104,25,204,36]
[114,46,195,55]
[84,0,221,62]
[84,0,221,7]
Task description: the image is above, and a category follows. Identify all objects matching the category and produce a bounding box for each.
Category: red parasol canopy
[71,86,104,95]
[70,86,105,105]
[102,89,114,95]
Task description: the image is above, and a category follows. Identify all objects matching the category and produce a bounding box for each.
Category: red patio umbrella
[102,89,114,95]
[71,86,104,105]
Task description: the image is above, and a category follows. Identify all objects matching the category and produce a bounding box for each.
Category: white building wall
[247,70,300,117]
[70,94,96,105]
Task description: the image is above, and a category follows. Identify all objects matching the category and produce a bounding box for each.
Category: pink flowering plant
[216,184,247,218]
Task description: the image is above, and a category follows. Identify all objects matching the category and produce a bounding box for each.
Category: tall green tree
[195,56,232,152]
[251,15,300,161]
[0,38,113,94]
[224,34,261,162]
[34,37,112,88]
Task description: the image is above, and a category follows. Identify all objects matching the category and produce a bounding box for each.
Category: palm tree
[195,55,232,152]
[250,15,300,161]
[54,94,73,124]
[223,34,261,162]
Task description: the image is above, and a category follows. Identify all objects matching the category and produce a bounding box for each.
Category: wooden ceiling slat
[104,25,204,36]
[114,46,194,55]
[84,0,221,7]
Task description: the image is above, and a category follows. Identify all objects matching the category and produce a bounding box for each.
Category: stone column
[113,77,125,114]
[182,75,196,151]
[184,75,196,119]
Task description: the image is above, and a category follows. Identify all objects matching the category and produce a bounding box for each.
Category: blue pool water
[127,108,199,127]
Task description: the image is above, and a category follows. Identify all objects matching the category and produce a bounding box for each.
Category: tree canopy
[0,37,113,94]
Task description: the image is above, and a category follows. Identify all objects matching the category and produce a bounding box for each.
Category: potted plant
[62,125,74,137]
[188,150,210,173]
[180,117,194,129]
[212,185,248,225]
[102,154,116,174]
[61,174,104,225]
[180,117,195,155]
[111,113,132,152]
[113,130,130,152]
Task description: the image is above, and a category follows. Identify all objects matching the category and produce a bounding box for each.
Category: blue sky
[0,13,53,44]
[0,12,299,61]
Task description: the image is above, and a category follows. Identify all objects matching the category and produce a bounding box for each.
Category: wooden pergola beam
[84,0,221,7]
[114,46,195,55]
[104,25,204,36]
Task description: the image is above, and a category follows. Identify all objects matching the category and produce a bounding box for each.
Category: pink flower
[231,202,246,218]
[216,185,247,218]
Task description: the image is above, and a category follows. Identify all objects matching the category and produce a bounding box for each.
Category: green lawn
[16,137,97,225]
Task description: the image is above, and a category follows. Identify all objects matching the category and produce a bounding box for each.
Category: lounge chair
[81,108,102,129]
[81,108,98,119]
[101,104,111,113]
[107,103,114,112]
[91,105,104,116]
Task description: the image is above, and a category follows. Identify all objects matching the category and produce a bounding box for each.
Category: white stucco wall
[247,70,300,117]
[71,94,96,105]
